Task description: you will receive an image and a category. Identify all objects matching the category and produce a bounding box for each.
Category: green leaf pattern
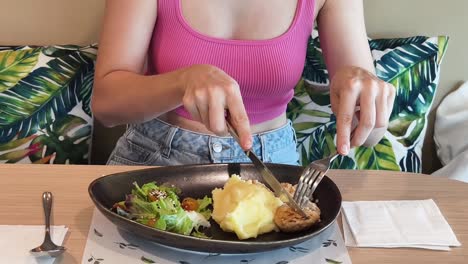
[354,138,400,170]
[0,48,40,92]
[0,45,96,164]
[289,32,449,172]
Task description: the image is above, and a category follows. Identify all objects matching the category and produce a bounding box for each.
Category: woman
[92,0,395,166]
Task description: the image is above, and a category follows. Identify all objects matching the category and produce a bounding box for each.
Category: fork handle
[42,192,53,241]
[329,153,340,163]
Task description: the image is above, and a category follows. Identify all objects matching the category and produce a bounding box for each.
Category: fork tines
[293,167,326,208]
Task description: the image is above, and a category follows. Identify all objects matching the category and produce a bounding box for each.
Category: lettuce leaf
[196,196,213,220]
[160,209,194,235]
[192,229,211,239]
[114,181,211,237]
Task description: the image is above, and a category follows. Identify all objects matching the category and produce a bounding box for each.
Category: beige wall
[0,0,104,46]
[1,0,466,172]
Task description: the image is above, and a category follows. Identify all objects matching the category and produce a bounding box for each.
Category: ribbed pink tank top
[148,0,315,124]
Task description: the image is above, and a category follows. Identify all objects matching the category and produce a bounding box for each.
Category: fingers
[358,89,384,147]
[182,65,252,149]
[352,85,376,147]
[183,96,202,122]
[375,82,396,129]
[226,84,252,150]
[197,103,210,130]
[331,66,398,152]
[336,85,359,155]
[183,89,210,126]
[330,86,340,115]
[375,87,388,129]
[362,82,395,147]
[208,89,226,135]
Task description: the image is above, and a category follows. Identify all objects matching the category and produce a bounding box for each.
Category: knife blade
[225,120,308,218]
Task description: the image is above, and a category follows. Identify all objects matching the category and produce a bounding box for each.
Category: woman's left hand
[330,66,396,155]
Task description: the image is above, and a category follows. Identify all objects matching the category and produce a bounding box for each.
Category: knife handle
[226,119,248,150]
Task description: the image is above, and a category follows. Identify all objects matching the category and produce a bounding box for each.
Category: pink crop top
[148,0,315,124]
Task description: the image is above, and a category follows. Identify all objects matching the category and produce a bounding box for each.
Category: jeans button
[212,142,223,153]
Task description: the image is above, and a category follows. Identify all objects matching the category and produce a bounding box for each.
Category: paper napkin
[342,199,461,251]
[0,225,68,264]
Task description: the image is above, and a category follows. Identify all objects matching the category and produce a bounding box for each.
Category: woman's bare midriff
[158,111,287,135]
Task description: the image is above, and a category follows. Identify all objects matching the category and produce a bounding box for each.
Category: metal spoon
[30,192,66,257]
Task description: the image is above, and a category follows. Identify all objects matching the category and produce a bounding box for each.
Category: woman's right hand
[180,64,253,150]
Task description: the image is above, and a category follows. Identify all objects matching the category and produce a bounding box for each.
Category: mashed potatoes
[211,174,283,240]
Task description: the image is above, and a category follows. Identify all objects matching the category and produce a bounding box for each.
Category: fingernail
[245,138,253,150]
[340,144,349,155]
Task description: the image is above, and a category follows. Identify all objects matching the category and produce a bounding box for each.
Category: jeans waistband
[129,118,296,163]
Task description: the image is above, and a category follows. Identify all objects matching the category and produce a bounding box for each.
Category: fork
[293,109,360,208]
[293,152,340,207]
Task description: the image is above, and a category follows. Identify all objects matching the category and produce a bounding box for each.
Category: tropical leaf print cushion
[0,45,97,164]
[288,30,449,173]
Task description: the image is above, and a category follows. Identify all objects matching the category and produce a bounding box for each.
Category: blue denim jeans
[107,118,299,166]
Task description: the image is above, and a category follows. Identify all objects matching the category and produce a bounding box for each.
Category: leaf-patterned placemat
[82,208,351,264]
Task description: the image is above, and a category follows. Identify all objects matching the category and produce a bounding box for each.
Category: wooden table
[1,164,467,263]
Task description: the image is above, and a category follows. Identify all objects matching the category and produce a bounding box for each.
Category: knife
[225,120,308,218]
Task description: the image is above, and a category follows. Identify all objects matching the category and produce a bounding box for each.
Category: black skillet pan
[88,163,342,254]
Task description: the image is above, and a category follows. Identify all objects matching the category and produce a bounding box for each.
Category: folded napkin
[342,199,461,251]
[0,225,68,264]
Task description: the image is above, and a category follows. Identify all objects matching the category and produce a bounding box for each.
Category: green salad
[112,181,212,237]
